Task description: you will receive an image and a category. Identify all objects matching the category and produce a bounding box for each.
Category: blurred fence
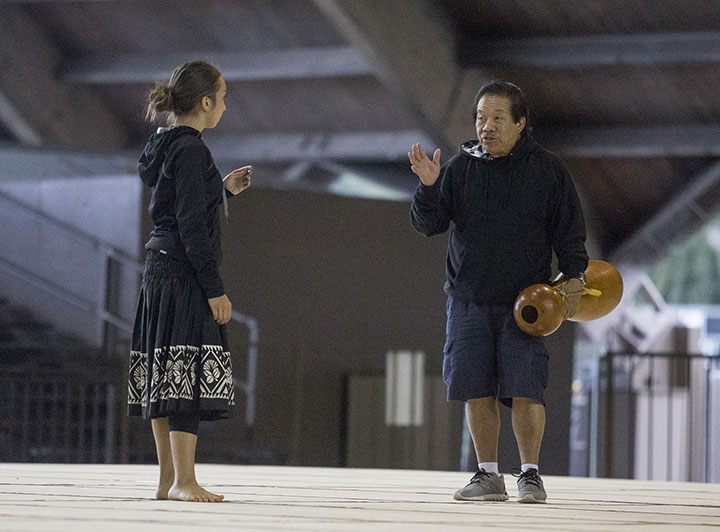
[571,352,720,482]
[0,352,121,463]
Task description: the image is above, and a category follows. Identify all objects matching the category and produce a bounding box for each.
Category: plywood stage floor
[1,464,719,531]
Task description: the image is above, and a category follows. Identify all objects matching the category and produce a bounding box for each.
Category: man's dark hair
[472,81,530,128]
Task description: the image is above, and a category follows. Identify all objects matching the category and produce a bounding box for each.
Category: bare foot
[155,481,172,500]
[155,471,174,500]
[168,483,224,502]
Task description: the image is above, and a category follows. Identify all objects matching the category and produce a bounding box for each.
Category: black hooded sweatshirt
[138,126,230,299]
[410,134,588,305]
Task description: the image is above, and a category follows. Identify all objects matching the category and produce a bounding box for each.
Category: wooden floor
[1,464,719,531]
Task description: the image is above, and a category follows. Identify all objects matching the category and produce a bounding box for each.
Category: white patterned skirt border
[127,344,235,419]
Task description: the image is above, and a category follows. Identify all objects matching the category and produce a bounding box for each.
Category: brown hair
[145,60,221,123]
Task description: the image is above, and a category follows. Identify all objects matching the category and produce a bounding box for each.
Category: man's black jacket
[411,134,589,305]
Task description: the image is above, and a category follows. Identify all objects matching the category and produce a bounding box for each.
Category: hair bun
[150,83,174,112]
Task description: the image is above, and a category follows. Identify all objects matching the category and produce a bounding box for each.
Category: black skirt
[127,250,235,421]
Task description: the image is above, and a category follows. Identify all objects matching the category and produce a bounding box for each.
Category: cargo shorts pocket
[442,339,454,386]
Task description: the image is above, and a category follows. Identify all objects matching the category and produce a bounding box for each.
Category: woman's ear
[202,95,211,112]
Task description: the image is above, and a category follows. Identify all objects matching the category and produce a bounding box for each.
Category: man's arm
[549,158,589,317]
[551,159,589,278]
[409,143,452,236]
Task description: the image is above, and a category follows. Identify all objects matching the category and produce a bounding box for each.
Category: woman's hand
[223,165,253,194]
[208,294,232,325]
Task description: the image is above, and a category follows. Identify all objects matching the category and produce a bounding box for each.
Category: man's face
[475,94,526,157]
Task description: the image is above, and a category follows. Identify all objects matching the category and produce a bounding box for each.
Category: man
[409,81,588,503]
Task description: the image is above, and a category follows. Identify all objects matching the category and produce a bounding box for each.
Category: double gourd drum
[513,260,624,336]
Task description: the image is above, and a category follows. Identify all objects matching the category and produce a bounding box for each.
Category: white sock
[478,462,499,474]
[521,463,538,473]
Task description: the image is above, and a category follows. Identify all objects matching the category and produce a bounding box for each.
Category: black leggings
[167,411,200,435]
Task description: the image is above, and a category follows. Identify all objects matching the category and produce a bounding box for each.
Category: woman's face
[206,76,227,129]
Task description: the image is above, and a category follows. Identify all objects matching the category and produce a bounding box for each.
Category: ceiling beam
[0,92,43,146]
[206,130,436,164]
[0,144,136,180]
[275,160,414,201]
[0,5,128,149]
[534,124,720,158]
[59,47,372,85]
[610,160,720,265]
[0,142,416,202]
[0,130,525,181]
[0,129,430,180]
[460,31,720,69]
[3,122,716,181]
[217,124,720,163]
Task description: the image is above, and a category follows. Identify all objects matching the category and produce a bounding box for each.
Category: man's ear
[517,116,527,133]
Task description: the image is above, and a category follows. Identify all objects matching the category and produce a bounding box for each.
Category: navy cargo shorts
[442,295,549,407]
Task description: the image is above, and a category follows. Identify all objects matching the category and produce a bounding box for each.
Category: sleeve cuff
[199,275,225,299]
[415,180,442,202]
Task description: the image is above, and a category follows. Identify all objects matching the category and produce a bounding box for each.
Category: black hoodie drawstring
[462,156,473,220]
[505,155,516,208]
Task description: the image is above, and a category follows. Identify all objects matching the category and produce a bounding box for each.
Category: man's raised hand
[408,143,441,186]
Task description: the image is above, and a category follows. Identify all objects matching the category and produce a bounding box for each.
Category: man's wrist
[572,272,587,285]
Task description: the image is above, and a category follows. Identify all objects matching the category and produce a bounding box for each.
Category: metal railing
[231,310,259,427]
[0,189,141,350]
[571,351,720,482]
[0,353,121,463]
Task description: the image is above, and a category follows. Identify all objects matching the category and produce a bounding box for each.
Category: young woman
[127,61,251,502]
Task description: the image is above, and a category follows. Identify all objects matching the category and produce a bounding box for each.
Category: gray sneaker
[453,469,509,501]
[514,468,547,503]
